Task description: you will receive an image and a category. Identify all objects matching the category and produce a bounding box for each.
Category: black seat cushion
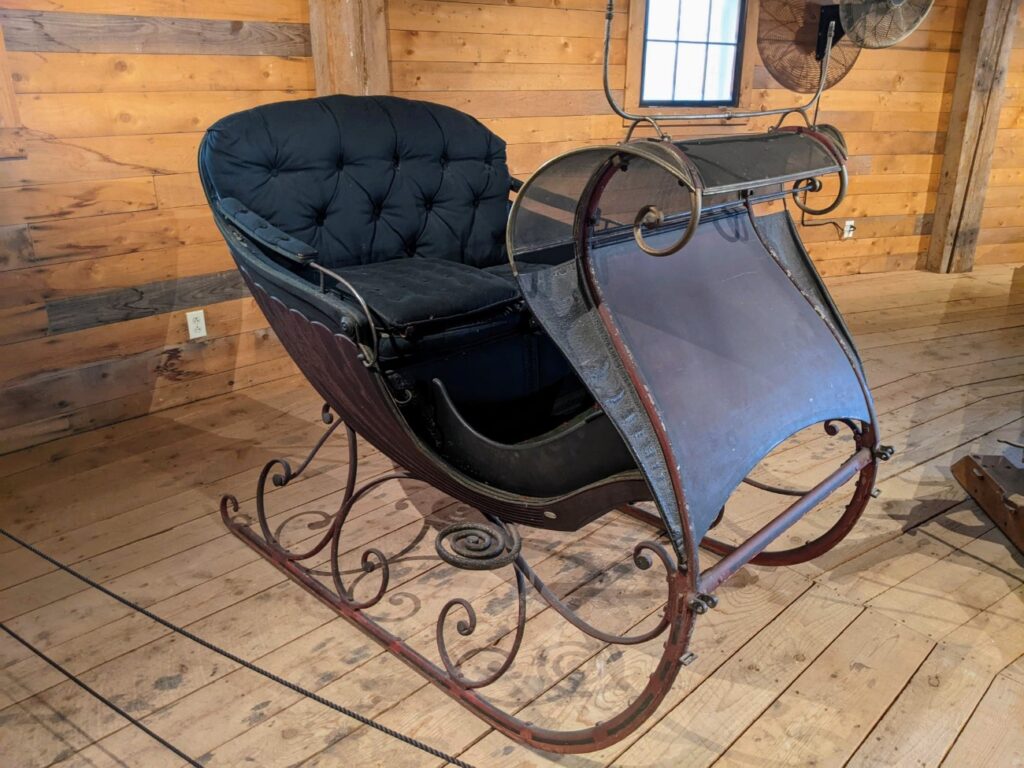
[200,95,511,270]
[336,257,519,331]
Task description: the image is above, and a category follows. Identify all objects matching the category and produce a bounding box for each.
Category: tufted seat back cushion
[200,95,511,269]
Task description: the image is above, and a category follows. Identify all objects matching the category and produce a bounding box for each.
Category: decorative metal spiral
[330,543,390,610]
[631,201,701,257]
[327,472,409,609]
[791,167,847,216]
[434,520,522,571]
[223,406,413,611]
[824,418,864,438]
[436,565,528,689]
[220,493,243,523]
[251,412,350,563]
[516,539,679,646]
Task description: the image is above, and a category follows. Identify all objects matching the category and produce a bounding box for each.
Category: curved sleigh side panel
[585,209,872,545]
[430,379,637,498]
[239,268,650,531]
[509,140,880,568]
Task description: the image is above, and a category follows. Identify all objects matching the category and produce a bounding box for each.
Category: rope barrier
[0,527,475,768]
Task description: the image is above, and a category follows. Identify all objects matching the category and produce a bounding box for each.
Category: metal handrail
[310,262,381,368]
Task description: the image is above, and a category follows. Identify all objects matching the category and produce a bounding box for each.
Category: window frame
[624,0,759,123]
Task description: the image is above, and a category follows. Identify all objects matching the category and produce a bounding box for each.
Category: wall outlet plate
[843,220,856,239]
[186,309,207,340]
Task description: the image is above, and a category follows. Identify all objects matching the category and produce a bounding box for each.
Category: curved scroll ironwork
[432,518,683,698]
[824,417,865,438]
[516,539,679,646]
[435,520,522,571]
[790,166,847,216]
[700,419,877,566]
[219,404,354,564]
[220,405,698,754]
[436,532,528,690]
[632,202,702,257]
[219,403,408,606]
[327,472,410,609]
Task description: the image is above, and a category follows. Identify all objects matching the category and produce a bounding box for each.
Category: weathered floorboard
[0,265,1022,767]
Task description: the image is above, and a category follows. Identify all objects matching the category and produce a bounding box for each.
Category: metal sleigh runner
[200,0,926,754]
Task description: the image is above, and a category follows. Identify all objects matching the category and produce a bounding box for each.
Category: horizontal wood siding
[978,6,1024,265]
[388,0,972,279]
[0,4,308,452]
[45,270,247,334]
[0,10,311,56]
[3,0,1020,453]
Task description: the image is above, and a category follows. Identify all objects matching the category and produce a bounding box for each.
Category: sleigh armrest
[217,197,318,265]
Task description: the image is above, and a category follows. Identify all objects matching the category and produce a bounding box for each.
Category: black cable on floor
[0,620,204,767]
[1,527,475,768]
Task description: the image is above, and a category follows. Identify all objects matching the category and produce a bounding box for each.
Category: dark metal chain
[0,527,476,768]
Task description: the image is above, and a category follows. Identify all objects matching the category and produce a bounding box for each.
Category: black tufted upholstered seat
[200,94,584,415]
[199,94,540,354]
[201,95,511,271]
[333,258,519,332]
[199,94,641,510]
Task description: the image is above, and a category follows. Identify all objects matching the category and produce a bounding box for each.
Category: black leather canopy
[200,95,511,270]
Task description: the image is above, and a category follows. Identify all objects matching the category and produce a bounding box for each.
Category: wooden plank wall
[977,4,1024,266]
[0,3,314,454]
[388,0,967,277]
[1,0,1016,455]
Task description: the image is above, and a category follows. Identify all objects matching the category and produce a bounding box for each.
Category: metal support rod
[617,503,665,530]
[697,446,873,594]
[602,0,836,130]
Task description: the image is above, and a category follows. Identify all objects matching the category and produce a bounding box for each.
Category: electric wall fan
[758,0,936,93]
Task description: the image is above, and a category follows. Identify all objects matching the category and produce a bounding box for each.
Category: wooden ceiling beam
[308,0,390,96]
[924,0,1022,273]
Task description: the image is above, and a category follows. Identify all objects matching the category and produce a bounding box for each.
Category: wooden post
[924,0,1021,273]
[308,0,390,96]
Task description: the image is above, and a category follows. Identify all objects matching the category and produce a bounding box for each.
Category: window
[639,0,747,107]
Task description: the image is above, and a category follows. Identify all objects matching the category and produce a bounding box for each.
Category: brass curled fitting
[632,196,701,257]
[791,166,847,216]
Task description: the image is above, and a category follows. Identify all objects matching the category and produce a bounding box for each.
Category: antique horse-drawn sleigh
[198,2,915,753]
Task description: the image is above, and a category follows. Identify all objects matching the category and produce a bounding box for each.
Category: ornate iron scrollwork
[221,404,407,609]
[220,406,696,753]
[824,417,864,438]
[434,520,522,570]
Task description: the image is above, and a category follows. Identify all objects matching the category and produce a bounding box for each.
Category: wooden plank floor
[1,263,1023,768]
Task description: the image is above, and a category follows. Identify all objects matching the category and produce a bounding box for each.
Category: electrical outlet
[186,309,207,340]
[842,220,856,239]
